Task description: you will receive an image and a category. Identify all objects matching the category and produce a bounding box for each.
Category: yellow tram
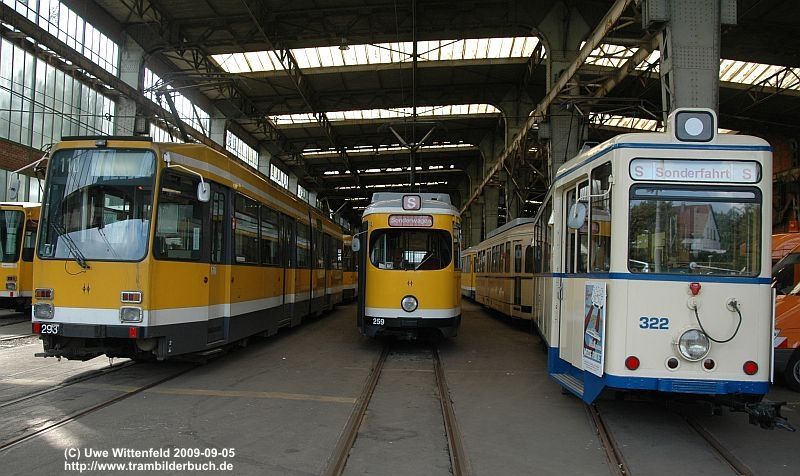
[356,193,461,338]
[0,202,40,311]
[31,136,344,360]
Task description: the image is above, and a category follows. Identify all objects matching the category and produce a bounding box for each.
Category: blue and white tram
[529,108,789,428]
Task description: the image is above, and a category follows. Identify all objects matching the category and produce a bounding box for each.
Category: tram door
[208,188,228,344]
[559,181,589,367]
[513,241,522,309]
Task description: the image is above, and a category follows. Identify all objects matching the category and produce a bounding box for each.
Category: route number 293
[639,317,669,330]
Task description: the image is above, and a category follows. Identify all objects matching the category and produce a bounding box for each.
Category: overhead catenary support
[459,0,634,214]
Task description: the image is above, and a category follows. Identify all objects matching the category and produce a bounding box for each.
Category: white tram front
[532,109,787,427]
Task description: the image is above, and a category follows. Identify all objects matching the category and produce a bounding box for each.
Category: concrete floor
[0,301,797,475]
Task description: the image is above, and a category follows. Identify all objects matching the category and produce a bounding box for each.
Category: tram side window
[506,242,513,273]
[234,194,259,264]
[515,244,522,273]
[0,210,24,263]
[524,245,534,273]
[565,182,589,273]
[543,201,553,273]
[211,191,225,264]
[284,216,296,268]
[260,206,280,266]
[343,243,353,272]
[22,220,37,262]
[297,222,310,268]
[313,228,324,269]
[154,172,205,261]
[323,233,332,269]
[492,245,499,272]
[590,162,612,272]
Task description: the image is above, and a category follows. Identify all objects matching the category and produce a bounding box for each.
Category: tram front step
[551,373,584,397]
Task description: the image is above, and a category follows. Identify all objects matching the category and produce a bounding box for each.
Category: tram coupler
[728,399,796,431]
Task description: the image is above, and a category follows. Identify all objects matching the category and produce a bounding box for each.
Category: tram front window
[370,229,452,270]
[628,186,760,275]
[0,210,24,262]
[38,148,155,262]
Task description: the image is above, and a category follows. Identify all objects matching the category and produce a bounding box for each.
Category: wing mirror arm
[7,155,49,201]
[164,152,210,202]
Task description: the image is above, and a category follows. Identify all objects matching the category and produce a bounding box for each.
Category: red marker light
[743,361,758,375]
[703,359,716,370]
[689,282,701,296]
[128,327,138,339]
[625,356,640,370]
[32,322,41,334]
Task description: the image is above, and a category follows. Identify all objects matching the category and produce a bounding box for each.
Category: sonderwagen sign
[388,215,433,227]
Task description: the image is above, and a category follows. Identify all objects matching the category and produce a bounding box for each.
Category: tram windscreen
[369,229,452,270]
[0,210,24,262]
[38,148,155,262]
[628,186,760,275]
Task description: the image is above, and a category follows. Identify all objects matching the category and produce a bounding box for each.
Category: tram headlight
[120,306,143,323]
[677,329,710,361]
[401,295,418,313]
[34,303,54,319]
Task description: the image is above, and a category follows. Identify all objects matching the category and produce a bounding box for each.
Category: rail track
[585,403,629,475]
[325,342,471,476]
[683,415,754,475]
[0,364,196,452]
[588,400,754,475]
[0,359,136,409]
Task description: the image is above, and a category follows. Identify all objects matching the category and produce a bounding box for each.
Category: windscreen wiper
[51,222,90,270]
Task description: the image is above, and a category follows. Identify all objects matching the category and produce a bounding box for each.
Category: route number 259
[639,317,669,330]
[372,318,385,326]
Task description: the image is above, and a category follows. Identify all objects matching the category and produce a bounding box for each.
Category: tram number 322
[639,317,670,330]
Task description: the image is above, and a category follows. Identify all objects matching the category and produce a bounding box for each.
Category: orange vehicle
[772,233,800,391]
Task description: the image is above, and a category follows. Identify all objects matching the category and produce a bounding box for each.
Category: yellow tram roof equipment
[363,192,459,218]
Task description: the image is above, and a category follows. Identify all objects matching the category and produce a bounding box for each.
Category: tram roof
[555,128,772,181]
[485,218,535,240]
[363,192,459,217]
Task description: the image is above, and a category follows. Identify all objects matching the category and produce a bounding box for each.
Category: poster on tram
[582,282,606,377]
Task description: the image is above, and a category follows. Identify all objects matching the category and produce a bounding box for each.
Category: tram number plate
[639,317,669,330]
[372,318,385,326]
[40,323,60,334]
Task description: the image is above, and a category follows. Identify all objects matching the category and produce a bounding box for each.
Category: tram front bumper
[360,315,461,338]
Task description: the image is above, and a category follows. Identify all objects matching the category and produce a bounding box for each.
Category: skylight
[272,104,499,125]
[212,37,541,73]
[585,43,799,91]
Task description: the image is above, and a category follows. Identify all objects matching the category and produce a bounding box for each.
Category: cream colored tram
[356,193,461,338]
[460,246,477,299]
[472,109,789,428]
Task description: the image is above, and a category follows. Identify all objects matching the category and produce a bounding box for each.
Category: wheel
[784,351,800,392]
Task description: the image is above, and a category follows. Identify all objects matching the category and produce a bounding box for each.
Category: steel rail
[0,364,196,452]
[433,347,472,476]
[0,360,137,410]
[683,416,754,476]
[585,404,629,476]
[323,344,390,476]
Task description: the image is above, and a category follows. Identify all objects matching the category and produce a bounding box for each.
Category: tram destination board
[388,215,433,227]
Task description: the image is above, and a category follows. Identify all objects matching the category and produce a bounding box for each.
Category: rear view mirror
[7,177,20,201]
[197,182,210,203]
[351,237,361,252]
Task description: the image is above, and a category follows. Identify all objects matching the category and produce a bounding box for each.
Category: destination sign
[388,215,433,227]
[630,159,760,183]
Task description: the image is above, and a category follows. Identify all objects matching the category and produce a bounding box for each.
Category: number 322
[639,317,669,329]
